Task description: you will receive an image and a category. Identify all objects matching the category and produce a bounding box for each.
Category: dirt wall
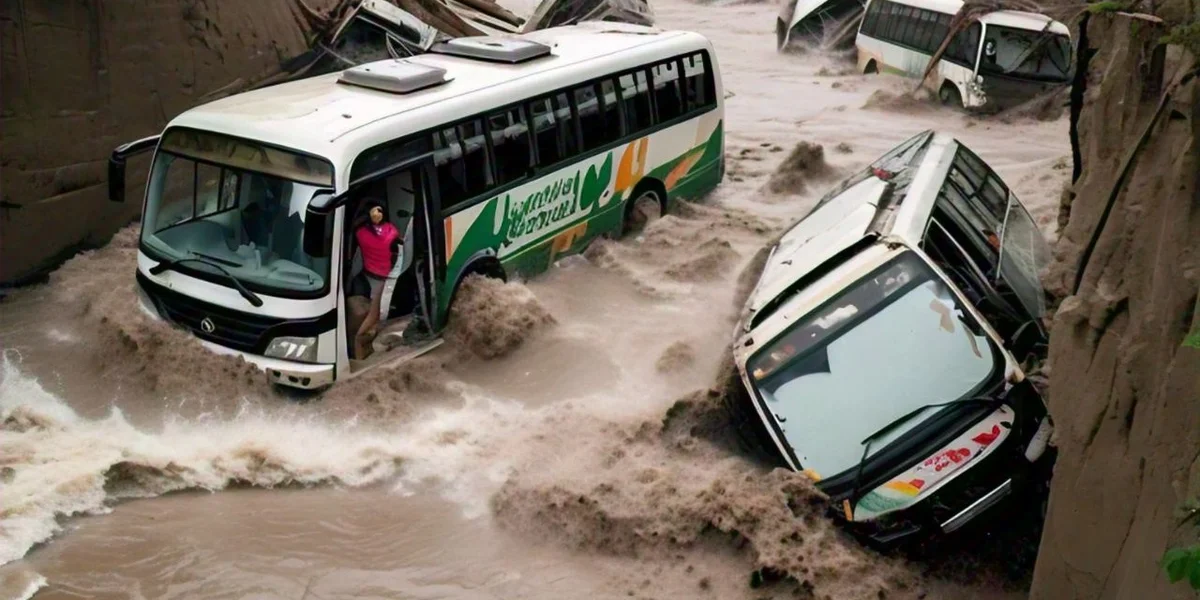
[0,0,337,285]
[1031,8,1200,600]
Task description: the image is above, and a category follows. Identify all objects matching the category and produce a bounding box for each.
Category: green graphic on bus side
[435,121,724,326]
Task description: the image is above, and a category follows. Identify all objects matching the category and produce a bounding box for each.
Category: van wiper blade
[842,395,1003,516]
[149,257,264,308]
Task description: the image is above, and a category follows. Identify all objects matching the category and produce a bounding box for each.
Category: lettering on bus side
[495,153,613,251]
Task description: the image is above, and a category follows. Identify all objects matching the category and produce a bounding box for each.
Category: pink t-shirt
[356,222,400,278]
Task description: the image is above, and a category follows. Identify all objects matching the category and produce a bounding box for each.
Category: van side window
[618,70,652,134]
[650,60,684,122]
[682,52,713,113]
[946,22,981,66]
[488,106,532,187]
[861,0,883,36]
[457,118,494,201]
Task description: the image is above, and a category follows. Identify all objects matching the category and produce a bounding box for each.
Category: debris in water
[445,275,557,360]
[765,142,835,195]
[656,341,697,373]
[663,239,739,282]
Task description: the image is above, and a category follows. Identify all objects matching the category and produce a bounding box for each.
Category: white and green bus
[107,23,725,389]
[855,0,1072,109]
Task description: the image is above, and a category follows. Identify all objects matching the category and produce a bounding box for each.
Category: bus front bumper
[197,339,335,389]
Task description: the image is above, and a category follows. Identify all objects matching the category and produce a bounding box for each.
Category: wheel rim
[626,191,661,232]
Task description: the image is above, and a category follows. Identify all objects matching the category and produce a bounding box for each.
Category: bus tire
[864,60,878,75]
[939,82,964,108]
[622,179,666,236]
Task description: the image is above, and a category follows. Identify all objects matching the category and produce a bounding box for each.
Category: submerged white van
[727,131,1056,547]
[856,0,1072,109]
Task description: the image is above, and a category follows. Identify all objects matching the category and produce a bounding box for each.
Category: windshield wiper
[149,257,264,308]
[842,395,1005,515]
[189,250,242,268]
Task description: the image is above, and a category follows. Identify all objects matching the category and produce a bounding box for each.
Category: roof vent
[429,36,552,64]
[337,59,449,94]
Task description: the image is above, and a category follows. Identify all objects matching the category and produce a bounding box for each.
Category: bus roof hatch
[428,36,553,64]
[337,59,450,94]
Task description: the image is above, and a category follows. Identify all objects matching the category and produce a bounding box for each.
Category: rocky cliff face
[1032,7,1200,600]
[0,0,336,285]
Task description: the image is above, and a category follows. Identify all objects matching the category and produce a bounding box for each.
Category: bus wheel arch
[864,59,879,75]
[939,81,964,108]
[623,177,667,235]
[447,252,507,313]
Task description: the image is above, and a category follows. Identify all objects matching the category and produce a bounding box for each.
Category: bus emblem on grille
[200,318,216,333]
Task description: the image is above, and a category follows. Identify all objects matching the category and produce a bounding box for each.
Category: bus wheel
[863,60,878,75]
[623,186,663,235]
[939,83,964,108]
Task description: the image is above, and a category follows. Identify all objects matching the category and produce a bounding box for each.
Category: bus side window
[618,70,652,135]
[650,60,683,122]
[947,22,982,66]
[433,127,467,208]
[599,78,623,141]
[574,83,604,152]
[527,93,578,168]
[915,10,936,52]
[682,53,713,113]
[457,118,494,200]
[883,2,903,41]
[931,13,951,51]
[488,106,532,187]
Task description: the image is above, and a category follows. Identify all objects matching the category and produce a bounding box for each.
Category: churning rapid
[0,0,1071,598]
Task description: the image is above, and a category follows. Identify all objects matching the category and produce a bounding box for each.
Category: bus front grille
[137,272,284,354]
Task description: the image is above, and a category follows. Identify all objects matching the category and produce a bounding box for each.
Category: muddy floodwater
[0,1,1070,598]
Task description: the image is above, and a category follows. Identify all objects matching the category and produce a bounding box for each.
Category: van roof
[167,23,711,178]
[742,131,960,318]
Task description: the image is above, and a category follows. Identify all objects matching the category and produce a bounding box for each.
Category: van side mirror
[108,135,161,203]
[303,191,339,258]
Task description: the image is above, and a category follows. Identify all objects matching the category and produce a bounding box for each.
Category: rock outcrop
[1031,7,1200,600]
[0,0,336,285]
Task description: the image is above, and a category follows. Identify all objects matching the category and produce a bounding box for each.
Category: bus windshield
[979,25,1071,82]
[141,129,335,295]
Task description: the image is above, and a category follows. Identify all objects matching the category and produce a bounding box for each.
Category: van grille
[137,272,283,354]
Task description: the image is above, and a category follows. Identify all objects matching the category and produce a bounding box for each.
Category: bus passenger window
[457,118,494,200]
[682,53,712,113]
[599,78,623,141]
[433,127,467,208]
[488,107,532,187]
[651,60,683,122]
[618,70,652,134]
[575,82,620,152]
[528,93,578,168]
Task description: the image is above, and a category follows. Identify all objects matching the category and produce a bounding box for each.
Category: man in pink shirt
[354,199,401,359]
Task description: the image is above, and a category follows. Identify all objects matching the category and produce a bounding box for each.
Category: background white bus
[855,0,1072,110]
[108,23,725,390]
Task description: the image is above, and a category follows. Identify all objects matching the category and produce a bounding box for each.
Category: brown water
[0,1,1071,598]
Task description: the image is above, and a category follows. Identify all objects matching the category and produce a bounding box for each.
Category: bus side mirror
[303,190,339,258]
[108,135,161,203]
[109,156,127,203]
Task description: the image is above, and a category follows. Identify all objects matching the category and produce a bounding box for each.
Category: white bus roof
[166,23,713,179]
[880,0,1070,36]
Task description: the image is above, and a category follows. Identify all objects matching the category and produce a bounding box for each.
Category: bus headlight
[265,336,319,363]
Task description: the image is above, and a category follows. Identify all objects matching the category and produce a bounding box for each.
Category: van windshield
[140,129,335,295]
[747,251,1001,479]
[979,25,1071,82]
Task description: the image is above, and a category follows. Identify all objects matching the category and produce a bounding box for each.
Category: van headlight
[265,336,318,363]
